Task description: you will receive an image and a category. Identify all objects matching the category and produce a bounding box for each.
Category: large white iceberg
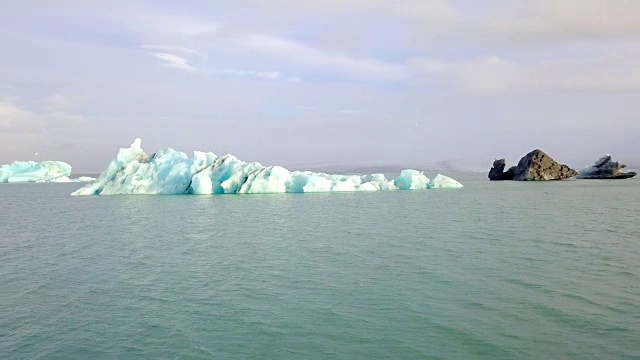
[71,138,463,196]
[0,160,94,183]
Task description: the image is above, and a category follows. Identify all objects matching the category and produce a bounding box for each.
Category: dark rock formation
[488,159,515,180]
[503,165,516,180]
[488,149,578,181]
[512,149,578,181]
[576,155,637,179]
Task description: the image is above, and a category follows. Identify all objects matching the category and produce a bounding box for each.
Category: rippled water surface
[1,173,639,359]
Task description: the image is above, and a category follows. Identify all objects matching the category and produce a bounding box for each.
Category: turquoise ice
[71,139,463,195]
[1,160,69,183]
[0,160,95,183]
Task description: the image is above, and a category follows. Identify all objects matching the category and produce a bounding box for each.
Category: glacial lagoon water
[1,172,639,359]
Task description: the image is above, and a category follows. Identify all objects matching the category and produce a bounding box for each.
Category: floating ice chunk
[240,166,290,194]
[1,160,73,183]
[75,142,216,195]
[369,174,396,190]
[357,181,378,191]
[71,139,464,195]
[427,174,464,189]
[393,169,429,190]
[576,154,636,179]
[76,176,97,182]
[36,176,96,183]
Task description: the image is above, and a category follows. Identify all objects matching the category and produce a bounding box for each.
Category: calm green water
[1,173,639,359]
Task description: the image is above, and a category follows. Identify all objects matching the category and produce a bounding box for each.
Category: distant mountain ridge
[289,159,489,175]
[291,155,640,176]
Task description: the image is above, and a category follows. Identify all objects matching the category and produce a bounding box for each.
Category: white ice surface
[72,139,463,195]
[1,160,72,183]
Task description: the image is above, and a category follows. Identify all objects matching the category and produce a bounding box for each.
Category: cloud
[120,3,640,87]
[260,0,640,50]
[207,67,306,82]
[133,14,404,81]
[141,44,201,73]
[3,2,639,168]
[489,0,640,44]
[409,52,640,95]
[141,44,298,80]
[118,11,221,39]
[0,97,40,132]
[211,69,282,80]
[151,52,197,72]
[207,68,303,82]
[41,93,90,110]
[142,45,300,81]
[237,34,407,80]
[0,95,93,162]
[252,0,457,21]
[141,45,204,57]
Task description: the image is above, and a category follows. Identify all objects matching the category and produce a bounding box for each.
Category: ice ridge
[71,139,463,195]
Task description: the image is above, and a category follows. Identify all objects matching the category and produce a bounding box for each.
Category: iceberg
[37,176,97,183]
[0,160,71,183]
[428,174,466,189]
[576,155,637,179]
[71,138,463,196]
[0,160,94,183]
[1,160,96,184]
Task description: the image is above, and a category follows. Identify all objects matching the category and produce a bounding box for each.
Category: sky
[1,0,639,172]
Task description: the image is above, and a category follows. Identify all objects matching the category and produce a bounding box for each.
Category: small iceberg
[0,160,95,183]
[577,155,637,179]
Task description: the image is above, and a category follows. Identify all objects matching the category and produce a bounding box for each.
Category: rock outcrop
[488,149,578,181]
[488,159,515,180]
[512,149,578,181]
[576,155,637,179]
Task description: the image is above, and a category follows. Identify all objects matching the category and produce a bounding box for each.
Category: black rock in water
[488,159,515,180]
[512,149,578,181]
[576,155,637,179]
[488,149,577,181]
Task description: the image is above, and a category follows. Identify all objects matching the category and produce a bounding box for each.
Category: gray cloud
[0,1,639,171]
[491,0,640,43]
[0,95,95,164]
[236,34,407,81]
[409,52,640,95]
